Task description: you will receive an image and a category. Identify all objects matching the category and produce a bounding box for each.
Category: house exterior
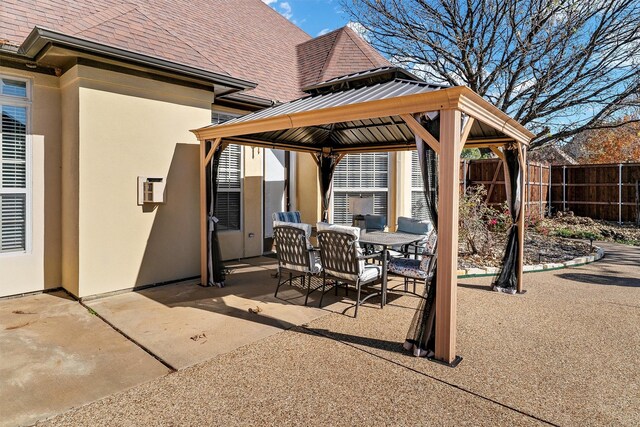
[0,0,424,299]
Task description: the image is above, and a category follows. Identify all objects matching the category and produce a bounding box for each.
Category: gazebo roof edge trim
[191,86,534,146]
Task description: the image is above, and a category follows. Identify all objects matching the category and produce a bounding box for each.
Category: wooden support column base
[427,355,464,368]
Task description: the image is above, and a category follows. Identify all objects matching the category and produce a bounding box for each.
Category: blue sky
[262,0,350,37]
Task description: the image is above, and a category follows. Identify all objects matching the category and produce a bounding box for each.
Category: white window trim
[0,75,32,256]
[330,153,390,225]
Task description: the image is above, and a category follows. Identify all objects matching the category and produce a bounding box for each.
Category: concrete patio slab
[84,258,359,370]
[307,241,640,426]
[0,291,169,427]
[40,325,541,427]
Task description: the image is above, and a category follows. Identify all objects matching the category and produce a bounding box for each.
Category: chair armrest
[357,251,383,261]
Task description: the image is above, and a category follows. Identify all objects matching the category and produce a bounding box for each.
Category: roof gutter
[18,26,257,91]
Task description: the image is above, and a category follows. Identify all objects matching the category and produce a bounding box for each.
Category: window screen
[211,110,242,231]
[332,153,388,225]
[411,151,429,220]
[1,79,29,253]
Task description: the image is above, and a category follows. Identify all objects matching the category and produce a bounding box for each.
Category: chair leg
[274,268,283,298]
[304,275,312,306]
[354,279,361,318]
[319,273,327,308]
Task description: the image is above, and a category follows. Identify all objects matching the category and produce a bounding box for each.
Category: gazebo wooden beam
[400,114,440,154]
[435,108,464,364]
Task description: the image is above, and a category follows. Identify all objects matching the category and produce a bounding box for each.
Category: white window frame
[331,152,390,225]
[211,108,243,233]
[410,150,431,221]
[0,75,32,256]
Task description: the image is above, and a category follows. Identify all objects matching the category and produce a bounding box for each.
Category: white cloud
[279,2,293,19]
[317,28,331,36]
[261,0,277,4]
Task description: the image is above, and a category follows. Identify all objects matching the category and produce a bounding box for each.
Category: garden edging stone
[457,246,605,278]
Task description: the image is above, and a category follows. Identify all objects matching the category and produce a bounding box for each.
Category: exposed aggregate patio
[4,242,638,426]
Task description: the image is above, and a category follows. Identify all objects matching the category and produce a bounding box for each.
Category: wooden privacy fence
[549,163,640,224]
[461,158,550,221]
[460,159,640,224]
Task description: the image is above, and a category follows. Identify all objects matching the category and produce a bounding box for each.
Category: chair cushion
[274,221,313,249]
[272,211,301,223]
[281,249,322,274]
[316,222,361,240]
[388,257,428,279]
[397,217,432,235]
[360,264,382,283]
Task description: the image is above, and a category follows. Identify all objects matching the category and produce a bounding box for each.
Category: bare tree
[343,0,640,148]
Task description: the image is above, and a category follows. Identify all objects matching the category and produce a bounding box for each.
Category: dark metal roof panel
[203,79,442,129]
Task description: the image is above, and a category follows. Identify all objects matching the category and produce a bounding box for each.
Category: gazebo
[191,68,534,365]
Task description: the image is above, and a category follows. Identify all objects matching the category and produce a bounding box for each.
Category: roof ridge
[134,5,231,77]
[318,27,348,83]
[342,26,383,66]
[59,2,138,36]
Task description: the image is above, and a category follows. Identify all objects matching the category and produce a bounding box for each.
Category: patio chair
[392,216,434,259]
[273,222,322,306]
[388,231,437,294]
[360,214,387,256]
[316,223,383,317]
[272,211,302,224]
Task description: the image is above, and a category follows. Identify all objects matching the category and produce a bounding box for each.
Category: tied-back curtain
[492,147,522,294]
[405,135,439,356]
[317,153,340,222]
[207,142,226,287]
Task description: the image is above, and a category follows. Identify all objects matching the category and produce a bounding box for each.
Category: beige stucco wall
[296,152,321,224]
[0,67,62,298]
[63,65,212,297]
[395,151,413,228]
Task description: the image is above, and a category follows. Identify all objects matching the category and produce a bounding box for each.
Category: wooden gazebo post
[435,109,463,363]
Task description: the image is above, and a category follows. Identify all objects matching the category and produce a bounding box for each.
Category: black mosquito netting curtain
[405,137,439,357]
[207,143,226,287]
[492,146,522,294]
[317,153,340,222]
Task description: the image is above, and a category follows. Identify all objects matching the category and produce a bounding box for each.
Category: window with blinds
[332,153,388,225]
[411,150,429,221]
[1,77,29,253]
[211,109,242,231]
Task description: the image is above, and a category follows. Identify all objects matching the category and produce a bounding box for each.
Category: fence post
[619,163,623,225]
[539,163,543,219]
[562,165,566,212]
[548,165,552,216]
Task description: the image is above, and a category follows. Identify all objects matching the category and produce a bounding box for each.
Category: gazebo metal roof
[193,70,533,154]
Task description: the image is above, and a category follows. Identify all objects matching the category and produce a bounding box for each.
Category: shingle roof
[1,1,396,102]
[297,27,391,90]
[1,0,311,101]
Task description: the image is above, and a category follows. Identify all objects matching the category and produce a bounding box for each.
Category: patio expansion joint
[302,325,560,427]
[66,291,178,373]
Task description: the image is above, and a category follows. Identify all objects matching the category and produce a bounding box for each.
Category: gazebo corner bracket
[400,113,441,154]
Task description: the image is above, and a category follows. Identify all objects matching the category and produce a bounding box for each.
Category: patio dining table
[358,230,424,306]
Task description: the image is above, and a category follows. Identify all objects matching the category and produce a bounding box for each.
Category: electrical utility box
[137,176,166,205]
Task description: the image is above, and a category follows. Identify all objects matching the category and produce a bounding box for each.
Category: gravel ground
[38,242,639,427]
